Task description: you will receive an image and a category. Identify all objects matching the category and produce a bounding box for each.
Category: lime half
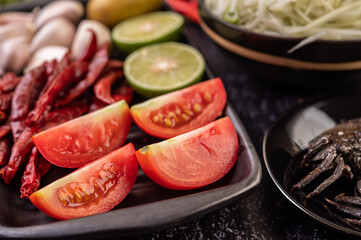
[124,42,205,98]
[112,11,184,53]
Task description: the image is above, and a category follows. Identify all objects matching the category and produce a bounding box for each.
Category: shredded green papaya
[205,0,361,40]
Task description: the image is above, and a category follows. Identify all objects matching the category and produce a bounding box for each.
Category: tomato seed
[149,92,215,129]
[57,162,122,207]
[175,107,181,116]
[193,103,202,113]
[204,92,212,102]
[152,115,159,123]
[185,109,193,116]
[181,114,190,122]
[74,191,83,203]
[164,118,173,127]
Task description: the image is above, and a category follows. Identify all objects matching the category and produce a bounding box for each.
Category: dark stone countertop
[118,23,361,240]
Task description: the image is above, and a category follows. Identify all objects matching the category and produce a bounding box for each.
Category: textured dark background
[120,23,361,240]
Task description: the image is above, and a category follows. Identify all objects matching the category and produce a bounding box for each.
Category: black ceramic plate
[0,105,261,239]
[263,93,361,237]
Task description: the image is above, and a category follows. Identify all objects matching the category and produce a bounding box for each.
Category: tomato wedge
[32,100,131,168]
[136,117,239,190]
[29,143,138,220]
[130,78,226,139]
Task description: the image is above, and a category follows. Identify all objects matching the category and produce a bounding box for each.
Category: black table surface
[114,23,361,240]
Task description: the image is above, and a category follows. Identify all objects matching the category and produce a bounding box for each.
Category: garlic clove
[30,18,76,54]
[71,19,111,60]
[0,21,35,44]
[34,0,84,29]
[24,45,68,73]
[0,36,30,74]
[0,12,33,25]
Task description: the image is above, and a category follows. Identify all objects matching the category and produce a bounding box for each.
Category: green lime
[112,11,184,53]
[124,42,205,98]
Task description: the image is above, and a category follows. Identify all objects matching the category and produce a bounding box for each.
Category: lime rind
[124,42,205,98]
[113,12,184,43]
[112,11,184,53]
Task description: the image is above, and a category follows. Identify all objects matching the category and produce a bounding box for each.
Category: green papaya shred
[205,0,361,40]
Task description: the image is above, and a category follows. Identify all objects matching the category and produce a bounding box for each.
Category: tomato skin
[29,143,138,220]
[136,117,239,190]
[32,100,131,168]
[130,78,226,139]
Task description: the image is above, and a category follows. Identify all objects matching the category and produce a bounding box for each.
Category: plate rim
[262,93,361,237]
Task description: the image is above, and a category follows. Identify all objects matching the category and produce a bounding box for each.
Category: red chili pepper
[41,98,90,129]
[0,72,22,93]
[103,60,123,72]
[0,92,13,112]
[112,85,133,104]
[40,52,72,98]
[10,120,25,142]
[93,72,118,104]
[0,137,10,165]
[45,59,58,77]
[10,64,47,121]
[25,61,77,126]
[89,96,107,112]
[20,147,51,199]
[76,29,97,62]
[0,111,7,123]
[55,43,109,107]
[0,127,37,184]
[72,60,90,81]
[165,0,200,23]
[0,124,11,139]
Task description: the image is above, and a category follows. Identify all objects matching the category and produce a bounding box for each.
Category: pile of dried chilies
[0,30,132,199]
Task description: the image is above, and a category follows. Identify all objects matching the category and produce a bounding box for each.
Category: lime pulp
[124,42,205,98]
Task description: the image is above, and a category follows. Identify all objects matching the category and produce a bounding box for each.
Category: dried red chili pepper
[0,137,10,165]
[10,120,25,142]
[112,83,133,104]
[0,92,13,112]
[72,60,90,81]
[39,51,72,98]
[93,72,118,104]
[41,98,90,129]
[45,59,58,77]
[76,29,97,62]
[89,96,107,112]
[20,147,51,199]
[165,0,200,23]
[0,72,22,93]
[25,61,77,126]
[0,111,7,123]
[53,60,90,103]
[103,60,123,73]
[0,127,37,184]
[11,64,47,121]
[0,124,11,139]
[55,43,109,107]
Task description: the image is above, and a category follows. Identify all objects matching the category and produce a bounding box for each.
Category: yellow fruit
[86,0,163,28]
